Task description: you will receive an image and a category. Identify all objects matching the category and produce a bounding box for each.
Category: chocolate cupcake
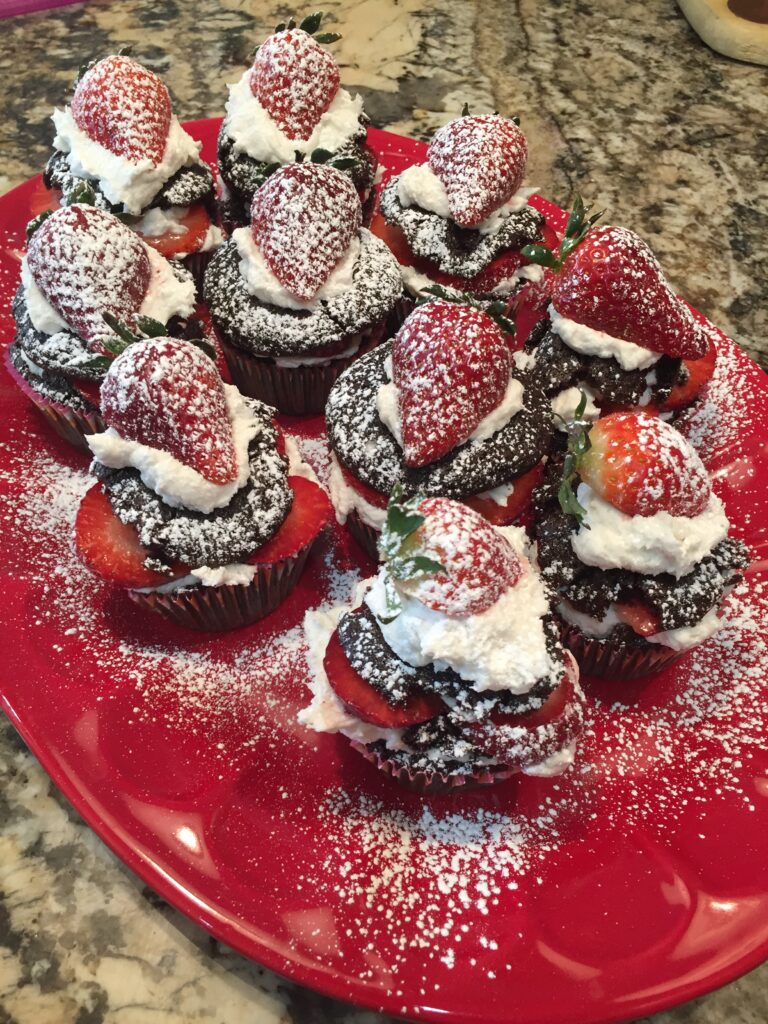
[40,54,221,289]
[205,161,403,416]
[9,203,198,452]
[217,13,377,231]
[326,300,553,558]
[75,337,331,630]
[300,494,584,792]
[533,412,749,679]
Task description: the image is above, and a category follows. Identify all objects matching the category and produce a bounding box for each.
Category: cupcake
[519,203,716,419]
[374,111,546,308]
[6,203,198,451]
[300,493,584,792]
[217,13,377,230]
[204,160,403,416]
[74,336,332,630]
[38,54,221,288]
[533,411,749,678]
[326,299,553,559]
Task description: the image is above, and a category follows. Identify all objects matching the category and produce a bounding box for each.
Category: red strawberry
[428,114,528,228]
[660,334,717,412]
[463,460,545,526]
[338,462,388,510]
[75,484,189,588]
[251,163,361,300]
[392,300,511,467]
[26,205,151,346]
[139,202,212,258]
[579,412,711,518]
[614,599,662,637]
[552,225,708,360]
[248,476,332,564]
[72,55,171,166]
[100,338,238,485]
[250,28,340,141]
[323,620,443,728]
[395,497,522,617]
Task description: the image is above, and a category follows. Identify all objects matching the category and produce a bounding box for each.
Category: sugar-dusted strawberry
[614,598,662,637]
[428,114,528,228]
[75,484,189,588]
[379,492,521,619]
[100,337,238,485]
[72,55,171,166]
[248,475,332,563]
[324,623,443,728]
[391,300,511,467]
[579,411,711,518]
[251,162,361,301]
[250,14,340,141]
[26,204,151,346]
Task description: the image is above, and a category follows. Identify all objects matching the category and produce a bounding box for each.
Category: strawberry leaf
[314,31,341,43]
[556,392,592,525]
[133,315,167,338]
[420,285,515,339]
[299,11,323,32]
[63,181,98,207]
[25,209,54,240]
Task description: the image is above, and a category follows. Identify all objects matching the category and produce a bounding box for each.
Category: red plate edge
[0,120,767,1024]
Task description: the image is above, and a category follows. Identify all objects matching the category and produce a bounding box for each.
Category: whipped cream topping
[134,205,190,237]
[397,163,537,234]
[52,109,203,216]
[365,526,557,693]
[549,305,661,371]
[375,354,525,449]
[224,71,364,164]
[328,454,386,532]
[551,385,600,430]
[571,484,729,578]
[21,244,195,339]
[558,599,723,652]
[87,384,261,514]
[232,225,362,311]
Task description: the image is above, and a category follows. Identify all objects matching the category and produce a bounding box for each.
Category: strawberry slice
[392,300,512,467]
[660,335,717,412]
[614,599,662,637]
[251,163,361,301]
[428,114,528,228]
[552,225,708,360]
[100,337,238,485]
[579,411,711,518]
[323,624,444,728]
[248,476,332,564]
[29,180,61,218]
[138,203,212,258]
[75,484,189,589]
[463,461,545,526]
[338,462,388,510]
[26,204,151,346]
[250,26,340,142]
[72,55,171,166]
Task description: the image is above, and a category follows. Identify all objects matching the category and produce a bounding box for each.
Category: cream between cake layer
[548,304,661,371]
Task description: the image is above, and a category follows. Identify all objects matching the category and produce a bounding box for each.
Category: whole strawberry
[428,114,528,228]
[250,162,361,300]
[100,337,239,485]
[26,204,151,346]
[72,55,171,166]
[391,300,512,467]
[250,16,340,141]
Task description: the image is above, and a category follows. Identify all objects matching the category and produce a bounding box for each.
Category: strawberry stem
[521,193,604,272]
[419,285,515,339]
[377,487,446,623]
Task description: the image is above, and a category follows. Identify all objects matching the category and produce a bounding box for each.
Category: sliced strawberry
[75,484,188,589]
[463,461,545,526]
[139,203,212,258]
[396,497,522,617]
[250,27,340,142]
[72,55,171,166]
[251,163,361,301]
[101,337,238,485]
[323,625,444,728]
[29,180,61,218]
[26,204,151,346]
[659,335,717,412]
[614,599,662,637]
[552,225,708,360]
[369,211,414,266]
[248,476,332,564]
[392,300,512,467]
[579,411,711,518]
[338,462,388,510]
[428,114,528,228]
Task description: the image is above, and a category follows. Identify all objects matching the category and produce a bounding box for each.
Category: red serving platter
[1,121,768,1024]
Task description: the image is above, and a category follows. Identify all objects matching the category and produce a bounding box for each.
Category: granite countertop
[1,2,767,1022]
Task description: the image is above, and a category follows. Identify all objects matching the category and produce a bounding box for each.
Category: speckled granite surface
[1,2,767,1022]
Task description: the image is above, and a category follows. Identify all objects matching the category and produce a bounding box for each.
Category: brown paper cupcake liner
[182,250,216,295]
[349,740,516,794]
[560,620,685,680]
[129,545,312,632]
[346,510,381,562]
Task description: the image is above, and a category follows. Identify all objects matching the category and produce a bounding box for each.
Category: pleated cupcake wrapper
[129,545,312,632]
[219,319,389,416]
[349,740,516,794]
[346,510,382,562]
[560,621,685,680]
[182,250,216,296]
